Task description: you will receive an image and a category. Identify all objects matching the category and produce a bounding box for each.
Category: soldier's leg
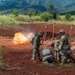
[43,57,50,63]
[55,51,57,59]
[62,51,71,63]
[32,49,37,60]
[42,57,47,62]
[66,50,72,63]
[56,52,60,61]
[37,48,42,61]
[58,51,62,62]
[59,53,62,62]
[61,54,66,64]
[59,51,66,64]
[65,53,71,63]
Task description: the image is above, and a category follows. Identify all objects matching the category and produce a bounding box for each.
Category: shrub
[0,16,19,26]
[65,13,72,21]
[40,12,53,21]
[53,12,57,20]
[12,10,19,17]
[34,10,39,16]
[28,13,33,18]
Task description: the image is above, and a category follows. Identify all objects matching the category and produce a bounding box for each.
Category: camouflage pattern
[54,41,61,61]
[31,34,41,61]
[42,48,54,62]
[58,34,71,63]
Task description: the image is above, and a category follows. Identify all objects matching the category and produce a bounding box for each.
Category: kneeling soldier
[42,46,54,63]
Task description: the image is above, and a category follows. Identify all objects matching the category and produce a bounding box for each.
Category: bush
[33,10,39,16]
[12,10,19,17]
[40,12,53,21]
[65,13,72,21]
[16,15,31,22]
[28,13,33,18]
[53,12,57,20]
[0,16,19,26]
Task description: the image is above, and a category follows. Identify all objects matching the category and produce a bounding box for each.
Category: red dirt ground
[0,23,75,75]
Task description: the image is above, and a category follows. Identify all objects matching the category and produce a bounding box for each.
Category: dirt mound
[21,23,75,34]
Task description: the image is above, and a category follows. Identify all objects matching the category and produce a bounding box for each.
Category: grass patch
[0,47,5,72]
[41,62,57,67]
[0,14,75,26]
[0,47,9,72]
[16,15,30,22]
[33,73,39,75]
[0,15,19,26]
[60,64,72,69]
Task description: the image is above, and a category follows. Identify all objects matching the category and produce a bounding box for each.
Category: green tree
[34,10,39,15]
[40,12,53,21]
[28,13,32,18]
[65,13,72,21]
[12,10,19,17]
[47,4,54,13]
[53,12,57,20]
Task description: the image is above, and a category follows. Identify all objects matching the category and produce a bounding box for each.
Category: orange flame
[13,32,33,45]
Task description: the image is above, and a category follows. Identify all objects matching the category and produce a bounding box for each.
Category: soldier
[58,29,72,64]
[54,40,61,62]
[42,45,54,63]
[31,32,42,61]
[50,40,61,62]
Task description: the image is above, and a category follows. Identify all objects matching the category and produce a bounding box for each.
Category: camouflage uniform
[50,41,61,62]
[42,48,54,63]
[54,40,61,61]
[31,33,41,61]
[58,29,72,63]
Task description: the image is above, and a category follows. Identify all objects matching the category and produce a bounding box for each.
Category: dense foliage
[0,11,75,26]
[0,0,75,14]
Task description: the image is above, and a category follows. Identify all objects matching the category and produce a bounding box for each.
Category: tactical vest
[60,35,70,50]
[32,36,41,48]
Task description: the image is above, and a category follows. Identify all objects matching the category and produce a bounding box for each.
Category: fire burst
[13,32,33,45]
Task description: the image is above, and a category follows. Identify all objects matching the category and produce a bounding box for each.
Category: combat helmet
[59,29,65,34]
[38,32,43,37]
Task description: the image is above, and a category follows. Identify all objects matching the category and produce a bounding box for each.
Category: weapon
[69,24,73,45]
[51,24,55,42]
[44,25,48,40]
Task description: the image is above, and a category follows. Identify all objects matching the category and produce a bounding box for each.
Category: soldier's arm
[58,41,63,50]
[31,37,34,44]
[54,40,60,51]
[58,37,64,50]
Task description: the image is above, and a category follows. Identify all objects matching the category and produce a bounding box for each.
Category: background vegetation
[0,10,75,26]
[0,0,75,26]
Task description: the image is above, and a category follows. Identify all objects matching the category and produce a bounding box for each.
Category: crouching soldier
[42,45,54,63]
[31,33,42,62]
[58,29,72,64]
[50,41,61,62]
